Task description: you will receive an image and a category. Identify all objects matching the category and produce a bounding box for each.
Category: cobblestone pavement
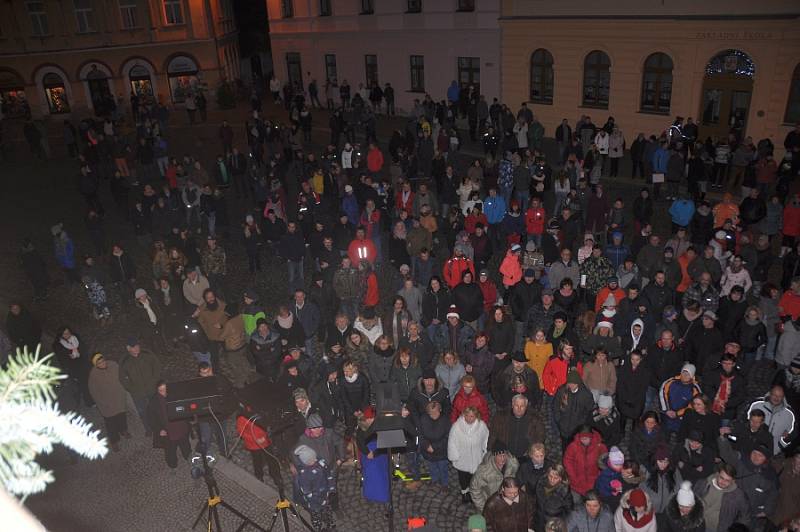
[4,104,778,531]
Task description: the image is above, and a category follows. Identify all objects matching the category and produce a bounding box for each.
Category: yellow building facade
[500,0,800,151]
[0,0,240,118]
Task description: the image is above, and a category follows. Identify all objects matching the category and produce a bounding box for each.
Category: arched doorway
[80,63,115,116]
[0,70,29,119]
[699,49,755,141]
[166,55,200,104]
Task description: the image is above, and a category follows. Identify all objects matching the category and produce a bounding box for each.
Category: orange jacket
[677,253,693,292]
[713,197,739,227]
[499,251,523,287]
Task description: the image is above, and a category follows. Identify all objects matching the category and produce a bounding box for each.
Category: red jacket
[367,148,384,173]
[465,213,488,235]
[525,207,546,235]
[236,415,271,451]
[594,286,626,312]
[779,290,800,320]
[348,238,377,265]
[395,190,415,216]
[364,272,380,307]
[542,356,583,396]
[450,388,490,424]
[478,279,498,313]
[443,256,475,289]
[784,203,800,238]
[563,431,607,495]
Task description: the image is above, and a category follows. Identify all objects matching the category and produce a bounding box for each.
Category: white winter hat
[676,481,695,507]
[681,363,696,378]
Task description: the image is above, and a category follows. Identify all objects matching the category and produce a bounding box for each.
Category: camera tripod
[192,454,268,532]
[264,453,314,532]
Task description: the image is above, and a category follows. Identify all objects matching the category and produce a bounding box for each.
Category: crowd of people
[5,77,800,532]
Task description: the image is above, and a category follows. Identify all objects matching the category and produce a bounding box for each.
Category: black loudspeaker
[166,377,227,420]
[373,383,406,449]
[375,382,402,414]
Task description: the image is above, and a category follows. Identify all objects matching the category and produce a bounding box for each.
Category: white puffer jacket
[447,416,489,474]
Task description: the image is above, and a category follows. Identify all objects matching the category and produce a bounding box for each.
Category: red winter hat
[628,489,647,508]
[362,406,376,420]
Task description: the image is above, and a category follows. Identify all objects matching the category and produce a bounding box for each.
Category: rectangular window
[365,55,378,89]
[119,0,138,29]
[281,0,294,18]
[361,0,374,14]
[74,0,95,33]
[457,0,475,11]
[407,0,421,12]
[26,1,49,36]
[164,0,184,24]
[325,54,337,83]
[319,0,332,16]
[458,56,480,94]
[410,55,425,92]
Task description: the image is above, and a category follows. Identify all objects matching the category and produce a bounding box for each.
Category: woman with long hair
[628,411,667,467]
[485,305,515,377]
[389,346,421,402]
[435,350,466,402]
[535,464,574,532]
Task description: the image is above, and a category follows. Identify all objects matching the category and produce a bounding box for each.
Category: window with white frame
[26,1,49,36]
[74,0,96,33]
[119,0,138,29]
[164,0,184,25]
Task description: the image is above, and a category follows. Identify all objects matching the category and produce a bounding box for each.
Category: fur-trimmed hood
[664,496,705,530]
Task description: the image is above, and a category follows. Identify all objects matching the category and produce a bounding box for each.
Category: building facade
[500,0,800,152]
[0,0,240,119]
[267,0,500,113]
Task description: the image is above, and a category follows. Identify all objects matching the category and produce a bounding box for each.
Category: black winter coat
[418,413,450,461]
[663,498,705,532]
[615,362,652,420]
[421,288,451,326]
[339,372,370,415]
[677,410,722,453]
[510,280,542,323]
[451,282,484,323]
[629,425,667,466]
[702,369,747,420]
[109,252,136,283]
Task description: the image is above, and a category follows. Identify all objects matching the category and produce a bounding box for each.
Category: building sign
[694,31,773,40]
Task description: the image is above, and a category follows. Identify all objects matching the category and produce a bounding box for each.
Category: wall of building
[266,0,501,113]
[500,17,800,150]
[0,0,238,118]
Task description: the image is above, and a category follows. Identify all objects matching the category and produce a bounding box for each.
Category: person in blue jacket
[52,223,79,284]
[484,188,507,251]
[668,196,696,232]
[651,141,669,200]
[659,363,702,436]
[603,231,631,270]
